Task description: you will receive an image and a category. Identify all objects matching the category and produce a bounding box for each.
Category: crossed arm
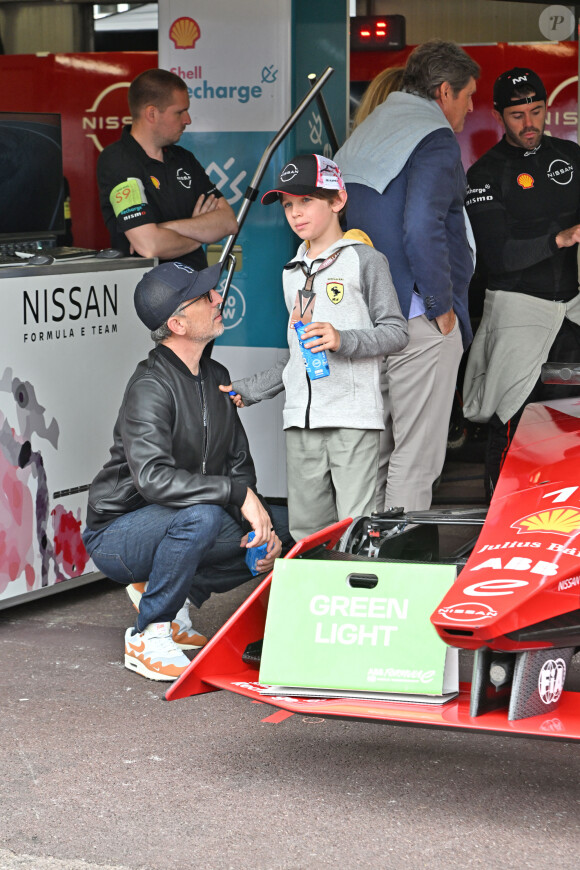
[125,192,238,260]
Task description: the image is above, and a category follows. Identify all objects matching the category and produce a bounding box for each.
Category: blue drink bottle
[245,530,269,576]
[294,320,330,380]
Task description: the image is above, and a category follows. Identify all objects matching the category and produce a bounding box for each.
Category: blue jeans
[191,503,292,604]
[82,503,292,631]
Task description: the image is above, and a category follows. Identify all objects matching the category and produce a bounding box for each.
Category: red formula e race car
[166,389,580,742]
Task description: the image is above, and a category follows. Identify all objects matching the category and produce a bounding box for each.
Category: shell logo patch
[517,173,534,189]
[150,176,160,190]
[511,507,580,536]
[169,17,201,50]
[326,282,343,304]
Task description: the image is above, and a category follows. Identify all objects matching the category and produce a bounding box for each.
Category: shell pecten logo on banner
[170,17,201,49]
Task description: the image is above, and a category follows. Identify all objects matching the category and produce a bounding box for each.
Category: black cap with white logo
[493,67,547,113]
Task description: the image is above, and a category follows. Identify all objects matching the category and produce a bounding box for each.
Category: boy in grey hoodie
[221,154,407,541]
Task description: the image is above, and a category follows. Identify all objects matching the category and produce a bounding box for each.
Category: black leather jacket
[86,345,255,530]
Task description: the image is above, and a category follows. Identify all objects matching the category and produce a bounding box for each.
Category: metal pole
[217,252,237,316]
[307,72,340,154]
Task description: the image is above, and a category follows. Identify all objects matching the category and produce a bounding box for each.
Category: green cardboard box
[259,558,458,702]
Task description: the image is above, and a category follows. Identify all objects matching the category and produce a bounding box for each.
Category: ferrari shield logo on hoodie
[327,281,344,304]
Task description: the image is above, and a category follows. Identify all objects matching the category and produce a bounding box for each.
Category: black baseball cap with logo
[261,154,345,205]
[493,67,547,113]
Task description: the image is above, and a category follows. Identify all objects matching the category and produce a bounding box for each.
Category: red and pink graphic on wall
[0,368,89,596]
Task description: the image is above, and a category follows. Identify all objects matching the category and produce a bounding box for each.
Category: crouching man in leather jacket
[82,261,285,682]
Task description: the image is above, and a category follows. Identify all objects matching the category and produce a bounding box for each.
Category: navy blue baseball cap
[134,261,222,330]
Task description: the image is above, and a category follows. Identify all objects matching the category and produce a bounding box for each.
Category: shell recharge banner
[158,0,293,350]
[159,0,291,132]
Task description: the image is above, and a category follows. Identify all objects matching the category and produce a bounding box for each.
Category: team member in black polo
[97,68,237,268]
[463,67,580,497]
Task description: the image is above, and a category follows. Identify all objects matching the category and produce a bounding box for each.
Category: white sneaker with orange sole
[125,582,147,611]
[124,622,191,681]
[126,583,208,649]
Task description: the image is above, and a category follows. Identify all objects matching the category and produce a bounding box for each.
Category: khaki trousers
[286,427,379,542]
[376,314,464,512]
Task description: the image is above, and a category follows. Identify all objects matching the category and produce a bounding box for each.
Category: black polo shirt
[96,126,217,270]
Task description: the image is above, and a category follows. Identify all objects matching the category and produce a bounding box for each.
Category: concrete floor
[2,460,580,870]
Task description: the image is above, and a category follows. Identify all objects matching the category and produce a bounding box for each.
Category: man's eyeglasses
[177,289,214,313]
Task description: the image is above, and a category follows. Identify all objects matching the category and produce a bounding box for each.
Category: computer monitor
[0,112,65,242]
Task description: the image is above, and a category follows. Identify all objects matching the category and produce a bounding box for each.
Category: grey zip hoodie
[232,230,408,430]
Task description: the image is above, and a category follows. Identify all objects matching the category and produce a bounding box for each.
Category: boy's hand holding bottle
[300,321,341,353]
[294,320,341,381]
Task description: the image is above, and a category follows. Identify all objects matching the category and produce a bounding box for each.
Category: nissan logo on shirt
[176,167,192,189]
[547,158,573,185]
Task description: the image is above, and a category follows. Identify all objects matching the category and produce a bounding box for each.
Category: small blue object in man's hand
[245,530,269,576]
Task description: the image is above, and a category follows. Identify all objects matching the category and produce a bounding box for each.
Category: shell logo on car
[511,507,580,535]
[169,17,201,49]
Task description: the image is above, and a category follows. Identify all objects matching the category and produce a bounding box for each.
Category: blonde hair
[352,67,405,129]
